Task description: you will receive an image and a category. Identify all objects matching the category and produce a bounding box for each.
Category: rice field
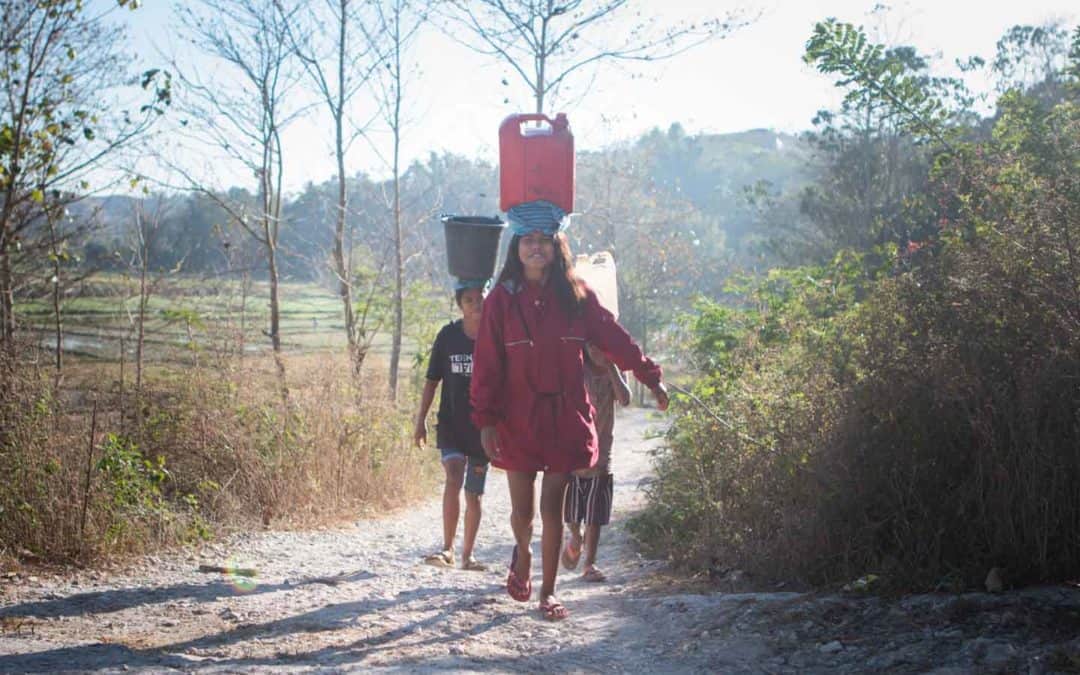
[16,274,436,365]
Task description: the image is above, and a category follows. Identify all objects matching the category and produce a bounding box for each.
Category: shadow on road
[0,583,524,672]
[0,570,375,620]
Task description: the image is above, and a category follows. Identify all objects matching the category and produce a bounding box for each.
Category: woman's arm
[583,290,662,389]
[608,362,631,407]
[582,289,668,410]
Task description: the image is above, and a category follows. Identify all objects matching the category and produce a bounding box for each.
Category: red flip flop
[506,545,532,602]
[539,597,569,621]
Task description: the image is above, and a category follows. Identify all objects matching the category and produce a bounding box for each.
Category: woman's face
[457,287,483,322]
[518,231,556,275]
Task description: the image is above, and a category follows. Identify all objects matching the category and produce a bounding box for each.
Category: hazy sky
[124,1,1076,192]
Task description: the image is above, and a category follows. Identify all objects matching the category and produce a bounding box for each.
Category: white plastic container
[575,251,619,319]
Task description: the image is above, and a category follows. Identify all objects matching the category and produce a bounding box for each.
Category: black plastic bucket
[442,215,505,280]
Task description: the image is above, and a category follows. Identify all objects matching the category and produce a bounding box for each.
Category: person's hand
[481,426,500,462]
[650,382,670,412]
[413,420,427,448]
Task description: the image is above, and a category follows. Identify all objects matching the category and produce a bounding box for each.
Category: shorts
[563,473,613,526]
[440,448,489,496]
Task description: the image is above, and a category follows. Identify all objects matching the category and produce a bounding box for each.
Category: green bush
[633,77,1080,589]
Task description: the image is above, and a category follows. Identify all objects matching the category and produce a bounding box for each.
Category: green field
[17,274,447,366]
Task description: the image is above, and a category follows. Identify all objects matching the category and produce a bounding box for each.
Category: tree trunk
[333,0,359,375]
[267,240,282,353]
[388,8,404,401]
[0,245,14,356]
[51,258,62,373]
[46,211,63,373]
[136,243,147,394]
[239,268,249,363]
[535,4,550,114]
[638,299,649,406]
[334,135,357,360]
[389,167,403,400]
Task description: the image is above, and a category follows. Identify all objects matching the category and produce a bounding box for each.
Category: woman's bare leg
[506,470,537,579]
[539,472,570,601]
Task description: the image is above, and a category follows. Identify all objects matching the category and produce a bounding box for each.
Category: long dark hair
[496,232,586,317]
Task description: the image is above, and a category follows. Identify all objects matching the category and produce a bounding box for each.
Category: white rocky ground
[2,408,1080,673]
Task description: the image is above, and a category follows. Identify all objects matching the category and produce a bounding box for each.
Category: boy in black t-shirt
[413,280,489,571]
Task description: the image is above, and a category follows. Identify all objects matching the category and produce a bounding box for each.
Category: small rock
[983,641,1017,665]
[985,567,1005,593]
[722,569,752,592]
[819,640,844,654]
[449,646,465,656]
[218,608,240,622]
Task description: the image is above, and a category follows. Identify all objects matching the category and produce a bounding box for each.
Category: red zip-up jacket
[470,278,662,473]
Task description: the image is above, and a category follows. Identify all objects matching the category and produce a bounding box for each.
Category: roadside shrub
[633,83,1080,589]
[0,351,432,564]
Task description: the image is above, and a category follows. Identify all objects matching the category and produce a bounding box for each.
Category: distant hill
[634,125,811,249]
[76,126,812,276]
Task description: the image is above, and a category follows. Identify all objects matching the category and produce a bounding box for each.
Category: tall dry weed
[0,349,435,566]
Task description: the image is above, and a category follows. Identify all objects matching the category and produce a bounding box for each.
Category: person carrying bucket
[413,277,490,571]
[561,339,631,583]
[470,199,669,621]
[562,252,628,583]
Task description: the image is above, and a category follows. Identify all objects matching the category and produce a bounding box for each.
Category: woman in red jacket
[470,200,669,620]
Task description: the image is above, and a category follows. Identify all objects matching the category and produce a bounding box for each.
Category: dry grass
[0,345,437,567]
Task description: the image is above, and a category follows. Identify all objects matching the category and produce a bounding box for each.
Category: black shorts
[563,473,613,526]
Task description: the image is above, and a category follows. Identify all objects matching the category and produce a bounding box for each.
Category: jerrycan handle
[510,112,568,136]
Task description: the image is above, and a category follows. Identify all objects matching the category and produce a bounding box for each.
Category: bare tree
[443,0,748,113]
[0,0,169,362]
[279,0,385,378]
[170,0,302,370]
[369,0,426,400]
[123,195,178,396]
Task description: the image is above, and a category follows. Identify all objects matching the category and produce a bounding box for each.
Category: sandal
[423,550,454,568]
[461,556,487,572]
[539,597,569,621]
[561,537,581,571]
[506,546,532,602]
[582,565,606,583]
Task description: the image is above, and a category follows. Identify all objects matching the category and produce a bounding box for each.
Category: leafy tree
[992,22,1071,95]
[0,0,169,360]
[775,20,978,259]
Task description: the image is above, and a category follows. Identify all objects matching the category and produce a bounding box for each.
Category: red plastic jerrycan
[499,113,575,213]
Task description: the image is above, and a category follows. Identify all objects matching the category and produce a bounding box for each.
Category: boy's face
[458,287,483,322]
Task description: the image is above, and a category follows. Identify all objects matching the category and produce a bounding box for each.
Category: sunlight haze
[125,0,1077,192]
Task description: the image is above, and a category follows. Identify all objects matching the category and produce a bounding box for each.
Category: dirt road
[2,408,1079,673]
